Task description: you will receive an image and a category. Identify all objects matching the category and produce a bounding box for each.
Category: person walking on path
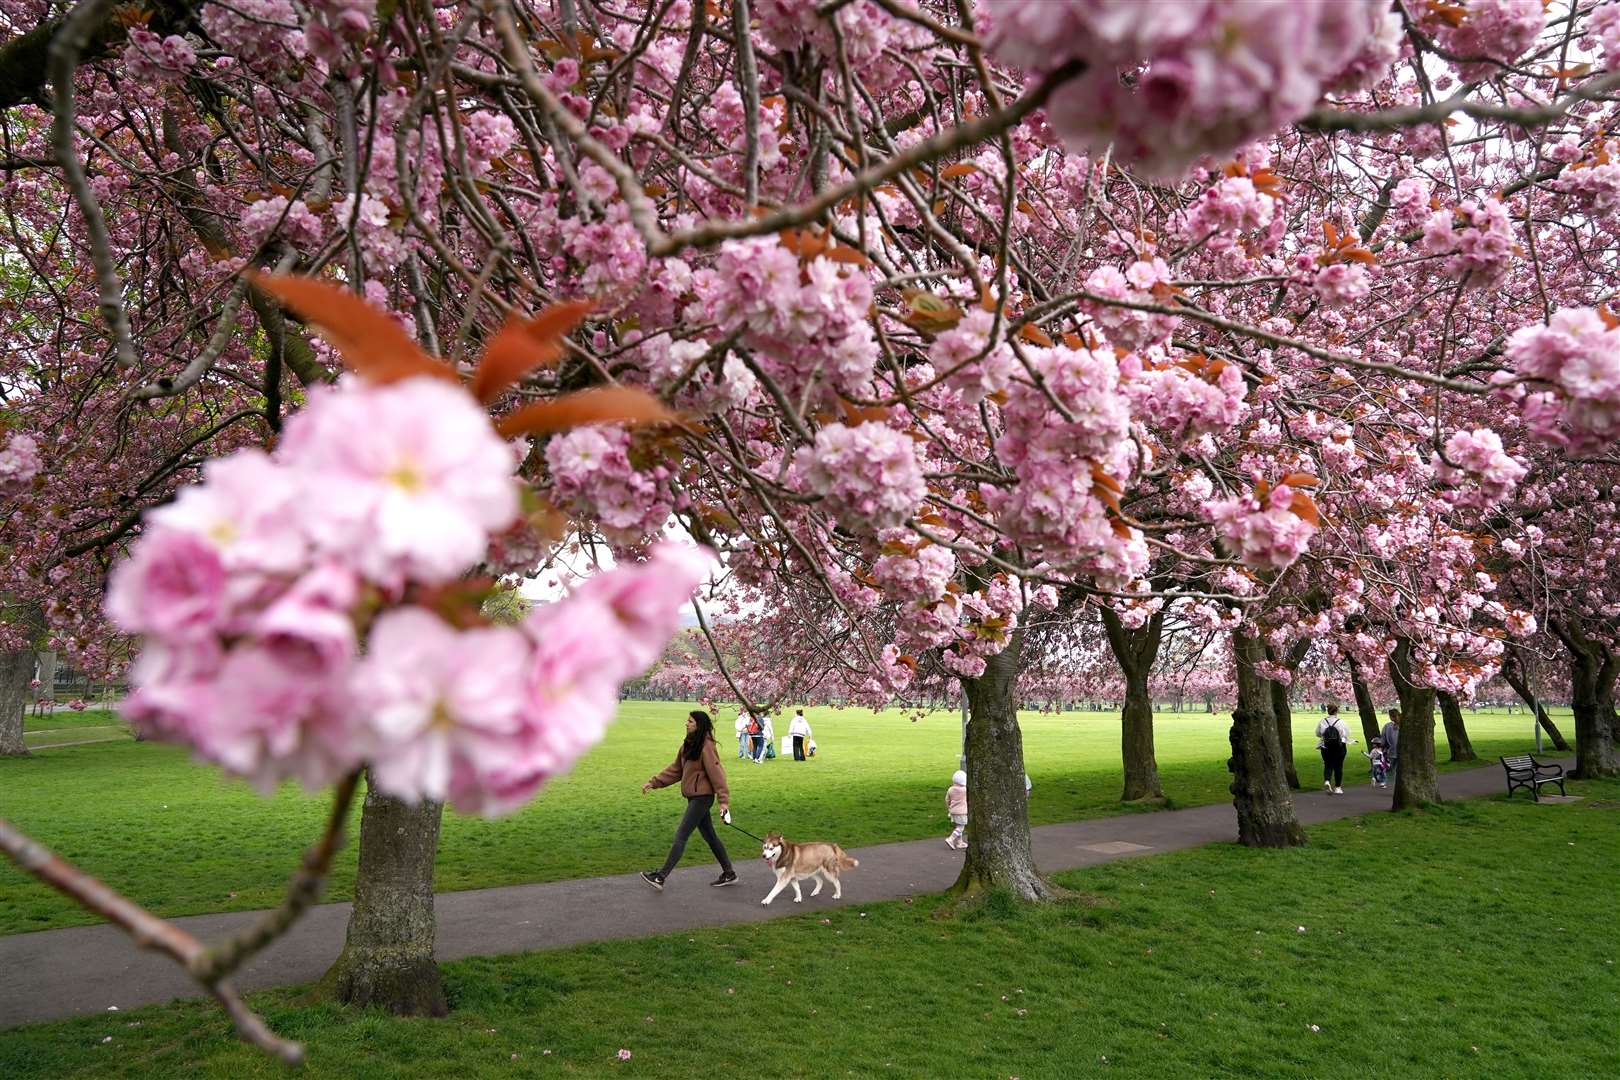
[788,709,812,761]
[945,769,968,849]
[1381,708,1402,788]
[640,710,737,890]
[1316,704,1355,794]
[734,708,750,759]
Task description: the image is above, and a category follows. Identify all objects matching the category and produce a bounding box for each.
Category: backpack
[1322,719,1343,747]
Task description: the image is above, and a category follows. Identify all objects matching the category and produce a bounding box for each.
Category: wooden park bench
[1500,755,1567,801]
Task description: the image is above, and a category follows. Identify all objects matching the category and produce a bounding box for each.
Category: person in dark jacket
[640,710,737,890]
[1381,708,1402,788]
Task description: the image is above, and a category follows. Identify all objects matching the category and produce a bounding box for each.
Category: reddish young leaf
[249,273,456,386]
[471,300,593,405]
[1280,471,1320,488]
[1018,323,1054,347]
[939,162,980,179]
[494,386,681,438]
[1289,490,1321,526]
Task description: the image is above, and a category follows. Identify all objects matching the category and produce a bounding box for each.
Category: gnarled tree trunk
[1388,639,1439,808]
[1347,656,1381,746]
[320,781,447,1015]
[1099,607,1165,804]
[952,631,1057,902]
[1550,617,1620,779]
[1227,629,1306,847]
[0,648,31,757]
[1267,641,1311,790]
[1501,646,1571,751]
[1436,691,1476,762]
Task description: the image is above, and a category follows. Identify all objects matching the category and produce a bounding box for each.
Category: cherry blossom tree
[7,0,1620,1061]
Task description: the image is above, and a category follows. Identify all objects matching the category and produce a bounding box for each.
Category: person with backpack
[1315,703,1356,794]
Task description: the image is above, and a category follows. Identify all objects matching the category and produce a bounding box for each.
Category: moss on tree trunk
[950,632,1059,903]
[319,781,447,1015]
[1100,608,1165,804]
[1227,630,1306,848]
[1437,691,1477,763]
[1552,617,1620,780]
[0,649,30,758]
[1389,639,1440,808]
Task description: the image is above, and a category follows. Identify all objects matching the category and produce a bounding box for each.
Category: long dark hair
[682,710,716,761]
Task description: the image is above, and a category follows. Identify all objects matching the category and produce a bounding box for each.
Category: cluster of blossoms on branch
[1504,307,1620,456]
[990,0,1397,179]
[108,374,706,815]
[0,432,41,500]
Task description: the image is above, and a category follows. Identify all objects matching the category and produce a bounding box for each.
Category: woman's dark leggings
[1321,744,1347,787]
[658,794,732,877]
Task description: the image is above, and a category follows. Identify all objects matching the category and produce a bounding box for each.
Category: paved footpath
[0,759,1553,1028]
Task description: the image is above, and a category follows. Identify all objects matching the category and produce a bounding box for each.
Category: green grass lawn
[22,708,130,750]
[0,701,1565,936]
[5,776,1614,1079]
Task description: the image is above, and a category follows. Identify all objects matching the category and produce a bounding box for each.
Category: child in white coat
[945,770,968,850]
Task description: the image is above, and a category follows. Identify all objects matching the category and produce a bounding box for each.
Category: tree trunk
[1388,639,1439,808]
[320,781,447,1015]
[1099,608,1165,804]
[1436,691,1477,762]
[1551,617,1620,779]
[0,648,30,757]
[952,632,1057,902]
[1269,676,1302,790]
[1347,656,1381,745]
[1227,630,1307,847]
[1501,646,1571,751]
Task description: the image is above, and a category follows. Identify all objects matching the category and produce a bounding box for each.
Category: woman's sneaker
[710,871,738,887]
[639,870,665,891]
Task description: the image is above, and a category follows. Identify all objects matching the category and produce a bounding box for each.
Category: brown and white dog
[759,831,859,905]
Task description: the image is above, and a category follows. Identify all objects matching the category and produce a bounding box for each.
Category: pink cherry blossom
[278,377,520,586]
[0,432,41,498]
[357,607,535,810]
[1208,484,1317,571]
[795,421,926,532]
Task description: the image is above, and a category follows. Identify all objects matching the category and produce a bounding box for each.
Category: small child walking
[1364,738,1390,788]
[945,769,968,850]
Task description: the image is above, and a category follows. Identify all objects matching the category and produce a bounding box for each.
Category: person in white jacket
[758,714,775,762]
[1315,704,1356,795]
[734,709,750,759]
[788,709,813,760]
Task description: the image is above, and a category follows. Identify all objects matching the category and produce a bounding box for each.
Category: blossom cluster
[1208,482,1318,571]
[1083,258,1177,350]
[691,237,879,406]
[990,0,1389,178]
[1432,428,1526,510]
[1420,199,1514,286]
[109,376,706,815]
[1430,0,1544,82]
[0,432,41,499]
[545,424,675,547]
[1504,307,1620,455]
[794,421,927,533]
[122,30,197,85]
[1123,358,1249,444]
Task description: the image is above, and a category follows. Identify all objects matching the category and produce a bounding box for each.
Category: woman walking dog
[640,710,738,890]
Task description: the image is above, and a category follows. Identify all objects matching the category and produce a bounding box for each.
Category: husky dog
[759,831,859,905]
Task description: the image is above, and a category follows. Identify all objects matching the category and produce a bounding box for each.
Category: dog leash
[721,812,765,844]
